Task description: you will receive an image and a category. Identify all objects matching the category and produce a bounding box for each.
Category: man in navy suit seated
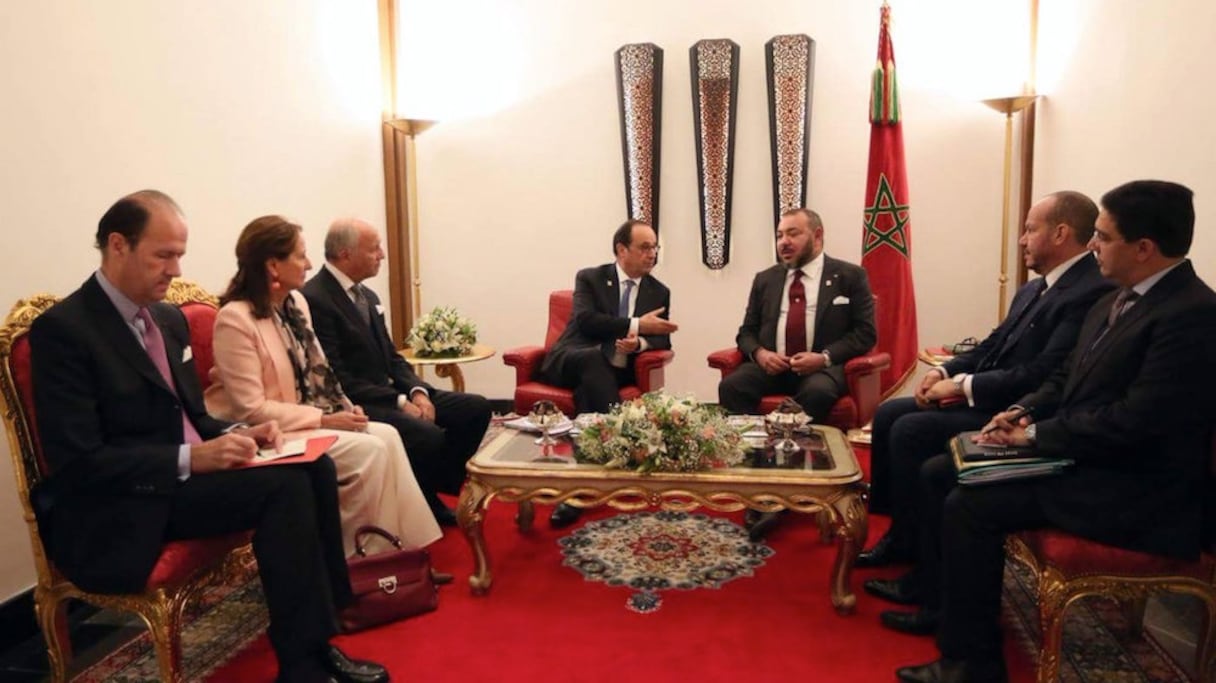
[541,219,678,527]
[893,180,1216,683]
[859,191,1112,589]
[303,218,492,527]
[31,190,387,683]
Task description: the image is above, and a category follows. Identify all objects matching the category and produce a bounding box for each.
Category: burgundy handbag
[339,525,438,633]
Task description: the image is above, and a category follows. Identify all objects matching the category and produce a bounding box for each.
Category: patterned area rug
[558,511,775,613]
[1003,557,1193,682]
[76,568,268,683]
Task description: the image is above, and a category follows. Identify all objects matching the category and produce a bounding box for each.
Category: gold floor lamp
[981,94,1037,321]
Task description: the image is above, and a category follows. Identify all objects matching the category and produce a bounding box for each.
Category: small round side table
[399,343,496,393]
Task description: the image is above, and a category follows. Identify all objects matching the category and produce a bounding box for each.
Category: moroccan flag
[861,3,917,397]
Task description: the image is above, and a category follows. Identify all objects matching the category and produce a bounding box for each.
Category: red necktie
[137,308,203,445]
[785,270,807,355]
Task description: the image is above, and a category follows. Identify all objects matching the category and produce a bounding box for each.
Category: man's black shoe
[880,609,940,636]
[744,510,784,541]
[896,657,1008,683]
[863,576,921,606]
[549,503,582,529]
[322,645,389,683]
[856,530,915,568]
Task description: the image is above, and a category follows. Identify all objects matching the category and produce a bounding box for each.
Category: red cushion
[9,334,49,477]
[1017,529,1215,581]
[145,533,249,589]
[544,291,574,350]
[179,302,217,390]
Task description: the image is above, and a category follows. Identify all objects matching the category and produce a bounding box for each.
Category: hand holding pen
[974,405,1034,444]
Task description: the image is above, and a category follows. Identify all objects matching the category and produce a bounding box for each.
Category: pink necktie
[136,308,202,445]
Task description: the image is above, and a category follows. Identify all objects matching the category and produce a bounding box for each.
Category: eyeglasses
[634,244,660,254]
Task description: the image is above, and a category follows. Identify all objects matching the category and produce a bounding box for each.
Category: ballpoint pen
[979,406,1033,436]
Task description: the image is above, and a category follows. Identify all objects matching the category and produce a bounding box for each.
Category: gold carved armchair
[0,281,251,682]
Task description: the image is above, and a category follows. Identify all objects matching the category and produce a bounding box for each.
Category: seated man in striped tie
[541,219,678,528]
[717,208,877,539]
[859,191,1113,585]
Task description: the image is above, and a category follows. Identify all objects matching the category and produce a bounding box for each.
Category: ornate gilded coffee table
[456,425,868,614]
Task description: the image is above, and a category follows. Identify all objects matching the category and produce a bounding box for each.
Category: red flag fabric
[861,3,918,397]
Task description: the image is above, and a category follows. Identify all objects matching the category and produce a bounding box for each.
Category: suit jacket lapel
[82,279,171,393]
[252,314,297,402]
[319,268,371,335]
[814,257,838,335]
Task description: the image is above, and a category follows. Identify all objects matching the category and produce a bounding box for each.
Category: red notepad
[245,434,339,468]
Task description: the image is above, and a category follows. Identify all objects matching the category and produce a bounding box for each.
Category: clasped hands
[399,392,436,422]
[190,421,283,473]
[755,347,827,376]
[913,368,965,409]
[616,306,679,354]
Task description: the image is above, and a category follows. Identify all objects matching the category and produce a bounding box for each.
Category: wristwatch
[1024,423,1037,444]
[951,373,966,391]
[821,350,832,368]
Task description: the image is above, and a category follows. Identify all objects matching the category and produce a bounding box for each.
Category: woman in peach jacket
[205,215,440,555]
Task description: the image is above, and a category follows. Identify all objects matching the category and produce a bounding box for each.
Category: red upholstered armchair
[503,290,675,417]
[706,332,890,429]
[1005,433,1216,682]
[0,281,250,682]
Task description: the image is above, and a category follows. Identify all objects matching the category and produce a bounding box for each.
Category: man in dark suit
[859,192,1113,581]
[542,219,677,527]
[892,180,1216,683]
[31,191,387,683]
[718,208,876,538]
[302,218,492,527]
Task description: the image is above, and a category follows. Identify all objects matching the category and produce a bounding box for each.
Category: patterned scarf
[274,296,353,414]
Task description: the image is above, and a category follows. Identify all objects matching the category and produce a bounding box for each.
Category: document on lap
[247,434,339,467]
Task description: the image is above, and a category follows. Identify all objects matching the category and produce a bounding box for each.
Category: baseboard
[0,588,37,651]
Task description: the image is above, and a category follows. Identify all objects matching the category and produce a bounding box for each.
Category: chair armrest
[707,348,744,377]
[502,345,546,385]
[843,351,892,427]
[634,349,674,393]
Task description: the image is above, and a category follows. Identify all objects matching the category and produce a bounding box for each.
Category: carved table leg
[434,363,466,393]
[828,486,869,615]
[457,477,494,594]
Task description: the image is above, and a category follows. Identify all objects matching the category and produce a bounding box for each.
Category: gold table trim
[456,426,869,615]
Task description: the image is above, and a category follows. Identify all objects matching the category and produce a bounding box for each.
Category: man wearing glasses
[542,219,677,528]
[718,208,876,538]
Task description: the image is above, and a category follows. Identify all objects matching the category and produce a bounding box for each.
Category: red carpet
[207,445,1038,682]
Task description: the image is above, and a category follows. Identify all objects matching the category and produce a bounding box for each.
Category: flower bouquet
[406,306,477,357]
[573,391,748,473]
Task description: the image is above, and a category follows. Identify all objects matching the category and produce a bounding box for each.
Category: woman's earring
[271,278,281,291]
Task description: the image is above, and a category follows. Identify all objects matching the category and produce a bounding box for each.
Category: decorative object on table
[764,397,811,458]
[860,4,918,397]
[615,42,664,234]
[690,38,740,270]
[406,306,477,357]
[573,391,747,473]
[558,511,774,613]
[339,525,438,633]
[764,33,815,259]
[527,399,567,463]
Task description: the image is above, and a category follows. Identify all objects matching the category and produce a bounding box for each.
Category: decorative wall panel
[765,34,816,257]
[690,39,740,270]
[615,43,664,234]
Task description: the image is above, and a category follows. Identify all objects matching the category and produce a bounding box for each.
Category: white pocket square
[182,347,193,363]
[832,296,850,305]
[375,304,385,315]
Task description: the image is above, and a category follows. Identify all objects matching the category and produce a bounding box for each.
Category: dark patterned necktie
[785,270,807,355]
[351,285,372,327]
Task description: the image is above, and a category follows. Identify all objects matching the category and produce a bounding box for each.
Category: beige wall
[1035,0,1216,282]
[0,1,386,600]
[404,0,1030,403]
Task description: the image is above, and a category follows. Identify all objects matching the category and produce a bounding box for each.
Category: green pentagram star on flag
[862,174,911,258]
